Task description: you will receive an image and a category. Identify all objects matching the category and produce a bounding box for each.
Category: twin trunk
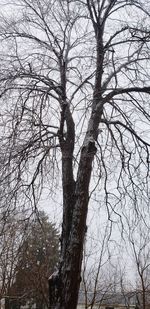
[49,139,97,309]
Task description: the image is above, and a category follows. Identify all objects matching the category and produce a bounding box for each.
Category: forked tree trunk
[49,139,97,309]
[49,105,102,309]
[49,15,104,309]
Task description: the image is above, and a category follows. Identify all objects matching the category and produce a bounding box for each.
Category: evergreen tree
[11,211,59,309]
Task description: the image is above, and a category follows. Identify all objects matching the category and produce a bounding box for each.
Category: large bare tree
[0,0,150,308]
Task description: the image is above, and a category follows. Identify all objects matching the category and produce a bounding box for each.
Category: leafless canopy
[0,0,150,308]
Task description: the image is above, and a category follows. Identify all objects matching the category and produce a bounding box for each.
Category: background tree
[0,211,25,298]
[82,222,131,309]
[127,219,150,309]
[10,211,59,309]
[0,1,150,309]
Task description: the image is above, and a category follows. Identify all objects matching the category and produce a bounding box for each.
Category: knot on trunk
[87,140,97,154]
[82,138,97,155]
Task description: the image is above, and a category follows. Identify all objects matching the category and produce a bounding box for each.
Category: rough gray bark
[0,1,150,309]
[48,6,105,307]
[48,0,150,307]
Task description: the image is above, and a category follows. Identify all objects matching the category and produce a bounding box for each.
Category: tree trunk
[49,138,97,309]
[49,19,104,309]
[48,103,103,308]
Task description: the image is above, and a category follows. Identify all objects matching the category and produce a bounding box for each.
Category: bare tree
[128,220,150,309]
[0,1,150,308]
[82,221,114,309]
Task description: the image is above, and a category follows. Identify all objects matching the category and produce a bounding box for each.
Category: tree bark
[49,16,104,309]
[49,106,103,309]
[49,140,97,309]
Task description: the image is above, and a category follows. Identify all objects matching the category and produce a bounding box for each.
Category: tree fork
[49,136,97,309]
